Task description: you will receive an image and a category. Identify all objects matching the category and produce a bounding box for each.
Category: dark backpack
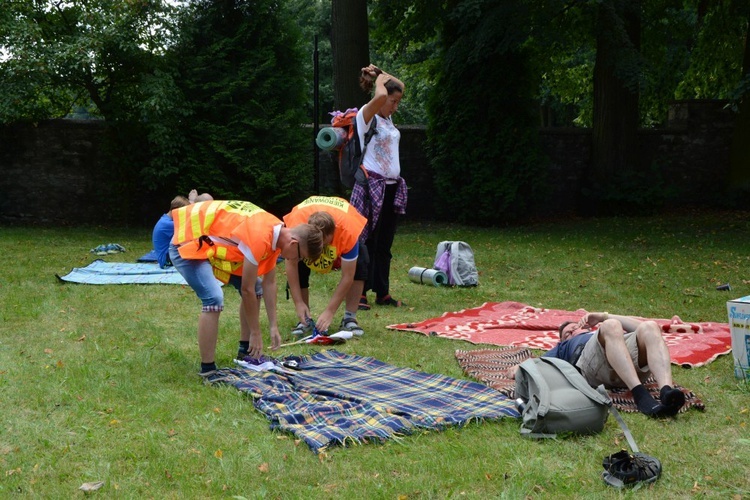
[329,109,377,188]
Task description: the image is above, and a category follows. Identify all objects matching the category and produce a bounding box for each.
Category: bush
[426,1,549,225]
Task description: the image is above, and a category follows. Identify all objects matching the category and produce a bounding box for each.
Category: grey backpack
[514,357,611,438]
[434,241,478,286]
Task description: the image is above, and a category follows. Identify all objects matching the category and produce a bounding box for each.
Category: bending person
[283,196,368,336]
[152,195,190,269]
[152,191,214,269]
[169,200,324,379]
[544,312,686,417]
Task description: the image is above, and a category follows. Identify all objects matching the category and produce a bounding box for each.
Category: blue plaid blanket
[211,350,519,453]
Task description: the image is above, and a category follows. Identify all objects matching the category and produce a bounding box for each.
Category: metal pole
[313,35,320,193]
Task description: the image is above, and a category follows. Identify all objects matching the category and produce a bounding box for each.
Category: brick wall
[0,100,736,225]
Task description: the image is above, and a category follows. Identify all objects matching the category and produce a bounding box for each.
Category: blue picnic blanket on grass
[210,350,519,453]
[56,259,188,285]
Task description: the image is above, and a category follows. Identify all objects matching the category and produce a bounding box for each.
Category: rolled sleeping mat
[315,127,347,151]
[408,266,448,286]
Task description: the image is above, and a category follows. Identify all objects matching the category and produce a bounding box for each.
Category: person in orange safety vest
[169,200,325,379]
[283,196,368,338]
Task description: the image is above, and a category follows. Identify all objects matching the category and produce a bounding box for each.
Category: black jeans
[365,183,398,299]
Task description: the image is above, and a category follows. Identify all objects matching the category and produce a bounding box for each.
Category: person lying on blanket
[540,312,685,418]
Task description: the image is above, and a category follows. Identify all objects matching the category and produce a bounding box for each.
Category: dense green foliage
[171,0,311,212]
[428,2,548,225]
[374,0,548,224]
[535,0,750,128]
[1,0,748,222]
[0,0,317,217]
[0,0,178,123]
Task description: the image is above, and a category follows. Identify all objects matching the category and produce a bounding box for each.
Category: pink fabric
[388,301,731,368]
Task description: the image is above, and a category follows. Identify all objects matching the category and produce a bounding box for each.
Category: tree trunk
[728,14,750,191]
[590,0,641,187]
[331,0,370,110]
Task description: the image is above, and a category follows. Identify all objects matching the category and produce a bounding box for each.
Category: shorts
[575,330,651,388]
[169,244,262,312]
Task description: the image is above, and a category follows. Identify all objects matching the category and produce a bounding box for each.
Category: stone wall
[0,100,736,225]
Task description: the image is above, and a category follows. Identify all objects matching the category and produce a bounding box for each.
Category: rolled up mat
[315,127,347,151]
[408,266,448,286]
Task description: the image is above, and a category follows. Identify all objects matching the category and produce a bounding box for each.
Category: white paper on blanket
[233,359,288,372]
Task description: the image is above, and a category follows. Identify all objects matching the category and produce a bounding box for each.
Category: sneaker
[291,321,312,338]
[198,370,227,384]
[340,317,364,337]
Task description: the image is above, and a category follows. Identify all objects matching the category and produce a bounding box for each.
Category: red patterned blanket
[388,301,731,368]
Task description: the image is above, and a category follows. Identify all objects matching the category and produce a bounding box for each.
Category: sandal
[340,317,364,337]
[358,295,371,311]
[376,294,406,307]
[291,321,312,338]
[602,450,661,488]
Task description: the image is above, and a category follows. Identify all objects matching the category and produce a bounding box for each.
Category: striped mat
[455,346,704,413]
[208,350,519,453]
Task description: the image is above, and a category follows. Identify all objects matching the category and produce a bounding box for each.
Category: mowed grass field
[1,209,749,498]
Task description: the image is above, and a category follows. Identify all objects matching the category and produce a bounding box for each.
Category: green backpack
[514,356,611,438]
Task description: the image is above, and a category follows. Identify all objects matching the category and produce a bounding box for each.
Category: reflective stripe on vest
[207,245,244,284]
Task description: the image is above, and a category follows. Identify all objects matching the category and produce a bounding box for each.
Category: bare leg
[637,321,684,413]
[635,321,673,388]
[347,280,365,315]
[598,320,642,389]
[197,311,220,363]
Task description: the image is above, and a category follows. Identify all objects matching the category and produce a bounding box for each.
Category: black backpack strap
[360,116,378,164]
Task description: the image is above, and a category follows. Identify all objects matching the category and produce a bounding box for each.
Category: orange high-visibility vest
[172,200,282,281]
[283,196,366,273]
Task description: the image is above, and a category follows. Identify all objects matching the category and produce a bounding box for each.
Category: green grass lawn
[1,210,749,498]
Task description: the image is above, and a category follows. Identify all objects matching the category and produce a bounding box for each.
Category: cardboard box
[727,296,750,379]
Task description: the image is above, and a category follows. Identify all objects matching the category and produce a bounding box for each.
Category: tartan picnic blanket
[455,346,705,413]
[209,350,519,453]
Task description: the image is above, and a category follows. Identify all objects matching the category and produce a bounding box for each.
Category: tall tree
[729,13,750,192]
[590,0,642,186]
[330,0,370,110]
